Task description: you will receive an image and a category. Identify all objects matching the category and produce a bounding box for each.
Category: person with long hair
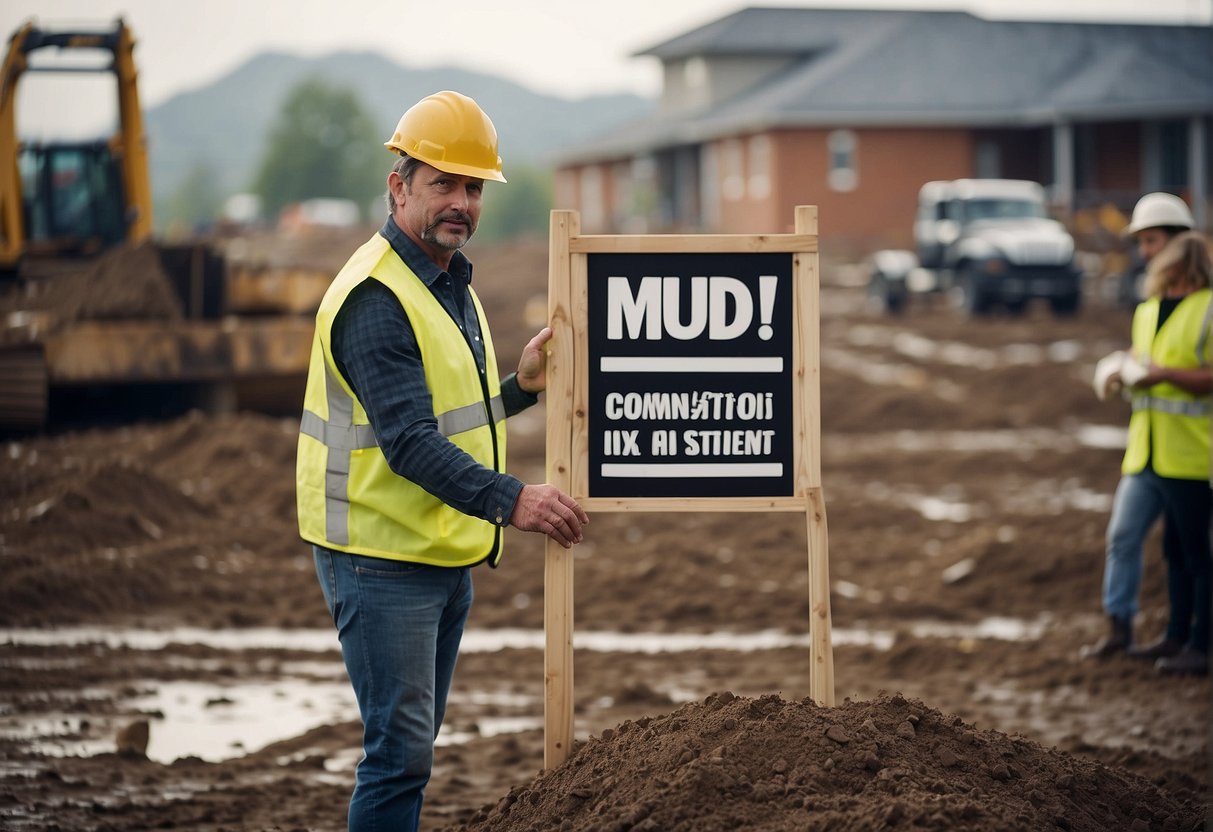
[1110,231,1212,675]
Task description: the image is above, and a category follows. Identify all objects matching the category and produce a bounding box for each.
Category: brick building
[553,7,1213,250]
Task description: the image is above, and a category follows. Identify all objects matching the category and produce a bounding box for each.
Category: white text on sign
[602,429,777,458]
[604,391,775,421]
[607,275,779,341]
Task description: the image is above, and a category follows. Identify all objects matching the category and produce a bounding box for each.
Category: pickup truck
[867,179,1084,316]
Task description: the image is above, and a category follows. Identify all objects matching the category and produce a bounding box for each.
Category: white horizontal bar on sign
[599,356,783,373]
[600,463,784,478]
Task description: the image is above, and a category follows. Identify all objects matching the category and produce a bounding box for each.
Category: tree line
[161,78,552,242]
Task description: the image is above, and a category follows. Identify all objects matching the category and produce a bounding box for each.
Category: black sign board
[586,252,795,498]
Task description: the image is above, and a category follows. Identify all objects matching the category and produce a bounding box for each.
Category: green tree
[251,78,383,222]
[160,159,224,234]
[474,165,553,242]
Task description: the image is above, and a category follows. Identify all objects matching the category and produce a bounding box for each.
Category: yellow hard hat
[384,90,506,183]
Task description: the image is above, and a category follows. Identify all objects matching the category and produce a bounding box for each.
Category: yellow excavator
[0,19,317,432]
[0,20,152,267]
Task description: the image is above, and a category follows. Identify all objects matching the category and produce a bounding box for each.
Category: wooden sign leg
[544,539,574,767]
[806,486,835,705]
[544,209,577,768]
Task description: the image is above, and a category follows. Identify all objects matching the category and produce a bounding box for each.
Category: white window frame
[580,165,605,229]
[748,134,771,200]
[827,129,858,192]
[722,138,745,202]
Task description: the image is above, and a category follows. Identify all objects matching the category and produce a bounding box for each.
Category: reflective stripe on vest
[438,396,507,436]
[1130,394,1211,418]
[300,364,506,547]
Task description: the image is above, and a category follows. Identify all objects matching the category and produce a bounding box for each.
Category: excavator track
[0,345,49,431]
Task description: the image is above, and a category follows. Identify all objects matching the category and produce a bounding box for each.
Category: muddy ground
[1,238,1209,830]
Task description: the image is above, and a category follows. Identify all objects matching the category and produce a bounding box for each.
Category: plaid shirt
[330,216,535,529]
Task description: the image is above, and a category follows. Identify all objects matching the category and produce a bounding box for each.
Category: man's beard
[423,211,475,250]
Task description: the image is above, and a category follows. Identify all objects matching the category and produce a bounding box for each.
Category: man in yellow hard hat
[296,90,588,830]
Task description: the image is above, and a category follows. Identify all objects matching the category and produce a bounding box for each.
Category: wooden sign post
[543,206,833,769]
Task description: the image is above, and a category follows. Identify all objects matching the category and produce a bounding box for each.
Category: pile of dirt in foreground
[452,693,1204,832]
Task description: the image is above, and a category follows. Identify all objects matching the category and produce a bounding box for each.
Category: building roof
[559,6,1213,164]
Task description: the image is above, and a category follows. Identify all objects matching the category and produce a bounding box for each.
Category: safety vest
[1122,287,1212,480]
[296,233,507,567]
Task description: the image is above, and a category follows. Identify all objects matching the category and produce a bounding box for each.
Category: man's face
[391,163,483,263]
[1134,227,1171,263]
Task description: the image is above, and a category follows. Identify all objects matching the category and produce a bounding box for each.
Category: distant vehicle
[279,198,362,233]
[867,179,1084,316]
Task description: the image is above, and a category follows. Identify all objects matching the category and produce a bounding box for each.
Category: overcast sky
[5,0,1212,138]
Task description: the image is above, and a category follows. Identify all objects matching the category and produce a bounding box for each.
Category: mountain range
[144,50,653,213]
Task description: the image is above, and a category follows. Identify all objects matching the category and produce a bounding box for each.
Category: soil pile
[221,223,383,274]
[1,241,184,326]
[72,241,185,321]
[457,693,1203,832]
[0,410,303,627]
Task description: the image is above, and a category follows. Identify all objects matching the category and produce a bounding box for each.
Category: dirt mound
[0,410,302,627]
[74,241,185,321]
[24,459,211,546]
[1,241,184,326]
[456,693,1203,832]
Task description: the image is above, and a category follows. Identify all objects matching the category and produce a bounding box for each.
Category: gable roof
[559,6,1213,163]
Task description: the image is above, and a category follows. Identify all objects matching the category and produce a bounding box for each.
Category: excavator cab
[19,139,128,256]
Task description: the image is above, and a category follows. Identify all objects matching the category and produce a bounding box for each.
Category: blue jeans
[314,546,473,832]
[1103,471,1168,621]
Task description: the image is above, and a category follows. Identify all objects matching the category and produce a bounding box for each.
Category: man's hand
[510,483,589,548]
[516,327,552,395]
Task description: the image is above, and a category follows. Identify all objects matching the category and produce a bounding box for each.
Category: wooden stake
[544,210,577,768]
[806,486,834,705]
[795,205,835,706]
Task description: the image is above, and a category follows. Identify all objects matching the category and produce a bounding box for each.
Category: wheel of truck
[956,266,991,316]
[867,273,907,314]
[1049,292,1081,317]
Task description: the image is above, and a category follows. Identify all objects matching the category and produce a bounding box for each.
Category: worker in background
[1084,229,1211,674]
[1082,192,1199,662]
[296,90,589,830]
[1116,192,1195,309]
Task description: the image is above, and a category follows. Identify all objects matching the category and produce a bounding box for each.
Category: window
[827,129,857,192]
[700,144,720,228]
[683,57,708,90]
[580,166,604,229]
[975,140,1000,179]
[721,139,744,201]
[748,135,771,199]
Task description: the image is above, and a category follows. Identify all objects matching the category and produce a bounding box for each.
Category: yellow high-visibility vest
[1122,287,1212,480]
[296,233,508,567]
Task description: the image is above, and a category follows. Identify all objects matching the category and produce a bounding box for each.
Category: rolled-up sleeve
[331,279,525,526]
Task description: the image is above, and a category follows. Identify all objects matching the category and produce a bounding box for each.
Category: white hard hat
[1125,192,1195,236]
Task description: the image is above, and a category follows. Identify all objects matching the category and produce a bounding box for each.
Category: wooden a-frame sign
[542,206,833,768]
